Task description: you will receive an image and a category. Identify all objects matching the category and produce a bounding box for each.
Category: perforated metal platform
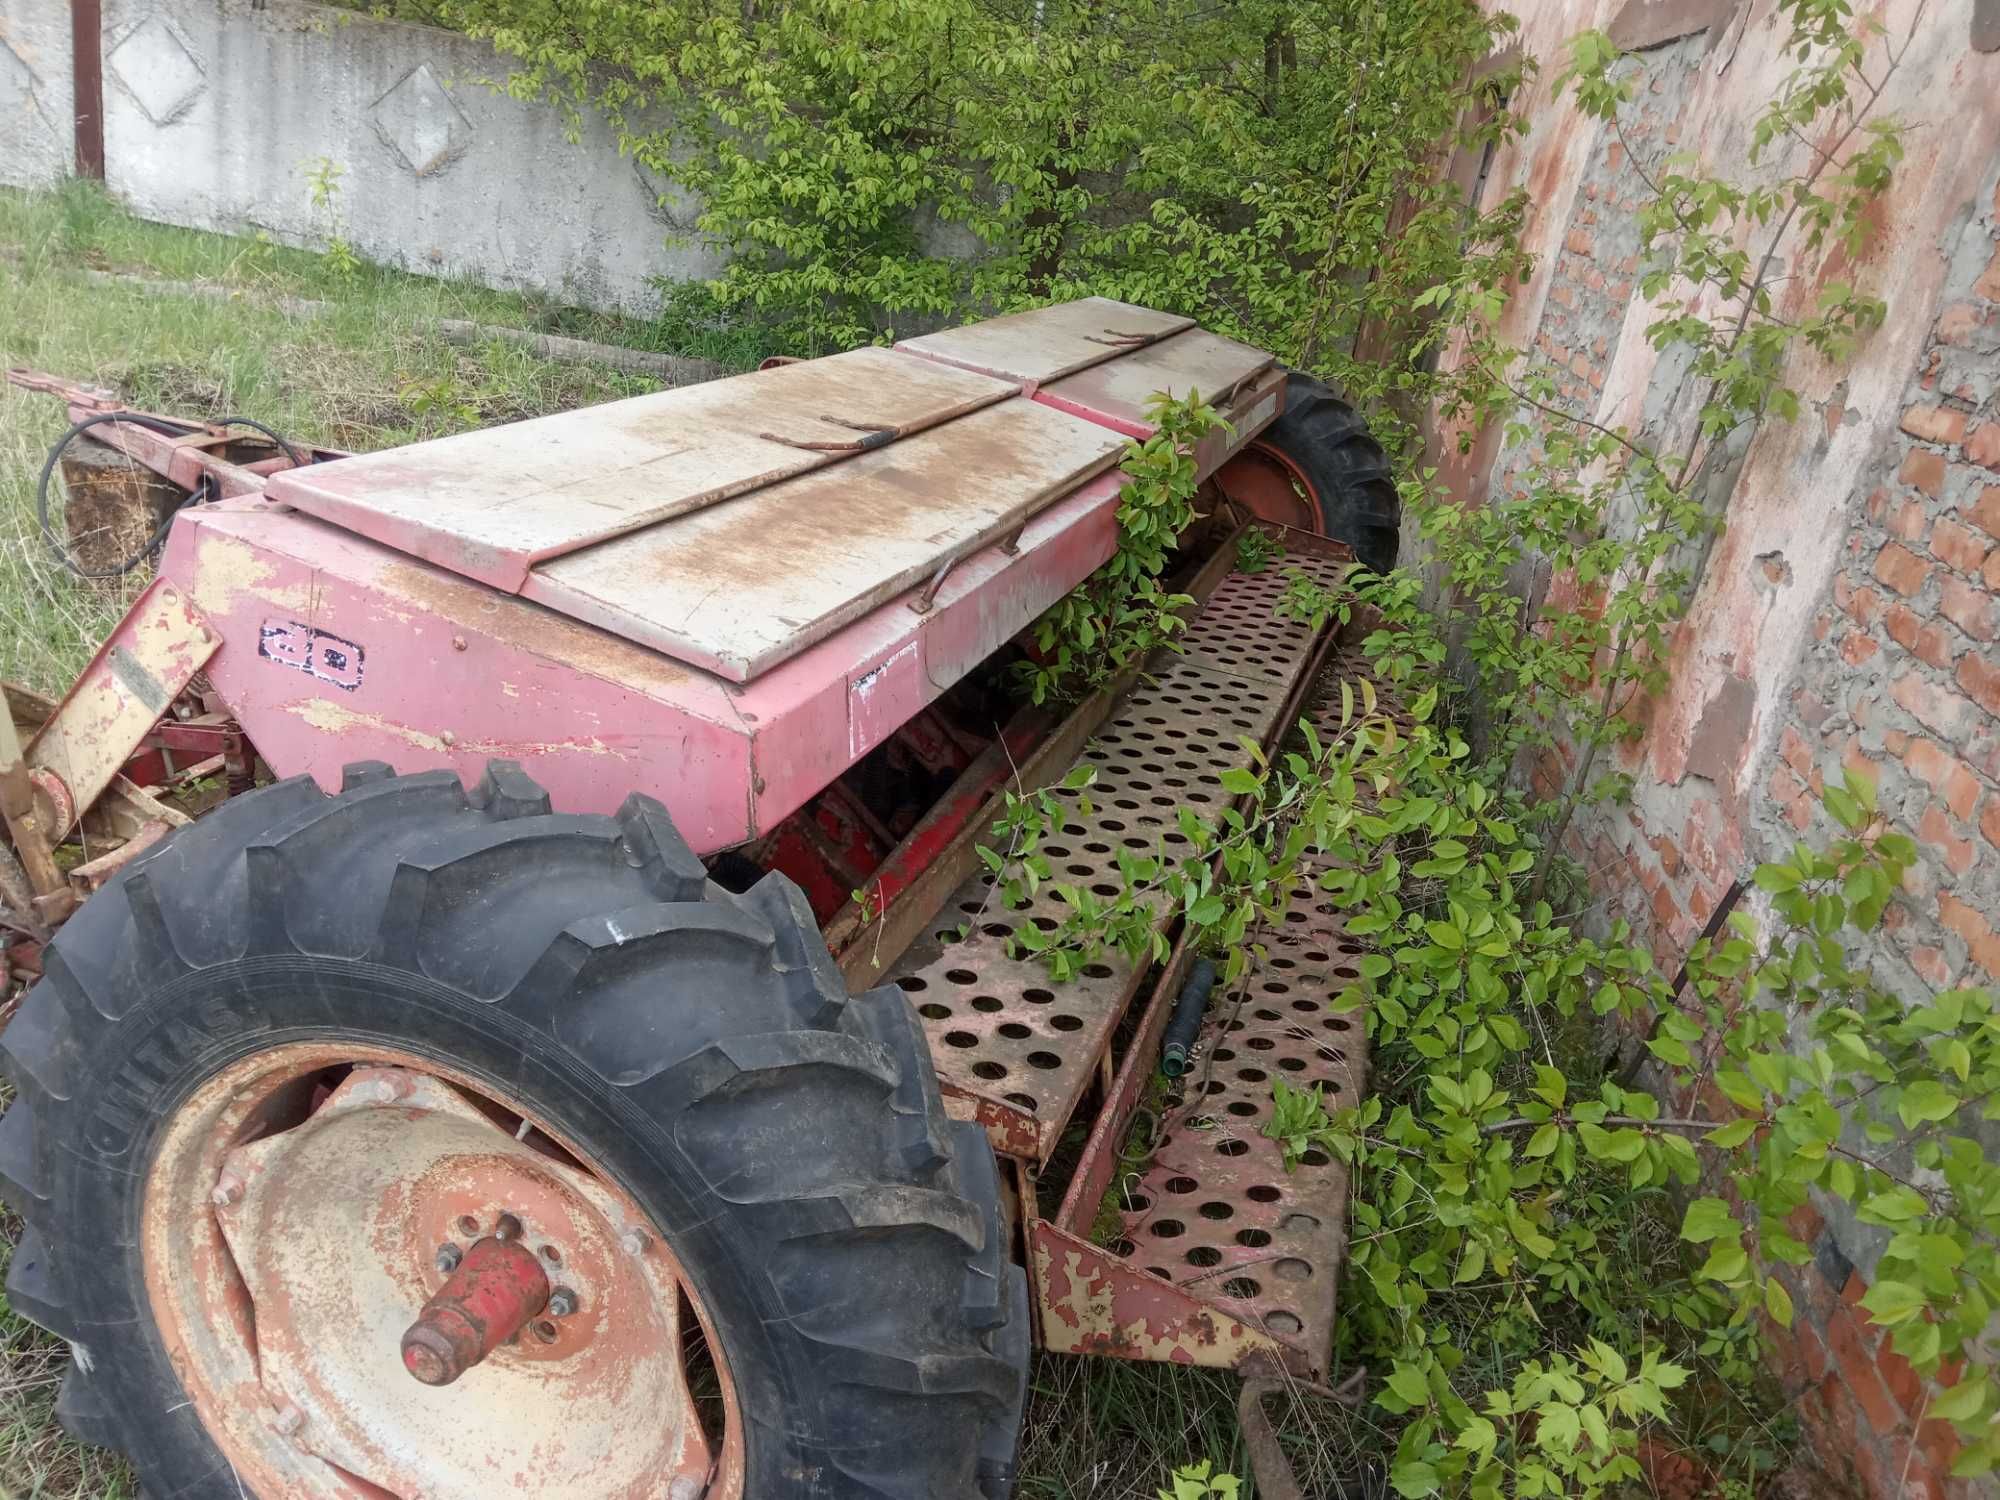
[1099,653,1377,1354]
[884,555,1353,1164]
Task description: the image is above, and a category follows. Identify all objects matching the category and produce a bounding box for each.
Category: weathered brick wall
[1437,3,2000,1495]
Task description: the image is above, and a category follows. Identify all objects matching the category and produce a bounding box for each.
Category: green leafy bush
[380,0,1526,378]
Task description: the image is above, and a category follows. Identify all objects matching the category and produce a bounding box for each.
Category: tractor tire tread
[0,759,1025,1499]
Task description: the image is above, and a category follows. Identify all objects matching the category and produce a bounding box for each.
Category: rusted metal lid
[525,397,1126,682]
[896,297,1195,385]
[1037,327,1278,436]
[265,347,1014,592]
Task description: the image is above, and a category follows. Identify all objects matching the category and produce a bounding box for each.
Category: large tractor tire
[0,760,1027,1499]
[1215,372,1401,572]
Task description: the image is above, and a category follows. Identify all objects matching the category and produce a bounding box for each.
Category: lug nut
[547,1286,579,1317]
[532,1319,560,1344]
[211,1173,244,1208]
[620,1229,650,1257]
[434,1243,463,1275]
[269,1402,304,1437]
[493,1213,524,1243]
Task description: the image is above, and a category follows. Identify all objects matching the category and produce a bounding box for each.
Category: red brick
[1907,741,1982,818]
[1970,423,2000,471]
[1825,1305,1901,1433]
[1916,1418,1965,1483]
[1894,674,1976,738]
[1987,550,2000,590]
[1879,1346,1925,1419]
[1940,576,1998,640]
[1901,449,1948,497]
[1941,893,2000,977]
[1971,485,2000,540]
[1918,804,1977,876]
[1841,630,1879,665]
[1978,244,2000,301]
[1564,227,1593,256]
[1940,302,1996,346]
[1889,499,1930,541]
[1779,725,1815,777]
[1649,832,1683,878]
[1876,543,1933,596]
[1983,794,2000,850]
[1846,583,1885,625]
[1961,652,2000,718]
[1911,945,1953,986]
[1902,405,1969,444]
[1933,517,1993,574]
[1885,603,1918,646]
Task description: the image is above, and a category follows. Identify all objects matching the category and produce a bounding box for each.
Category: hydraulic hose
[1159,957,1217,1078]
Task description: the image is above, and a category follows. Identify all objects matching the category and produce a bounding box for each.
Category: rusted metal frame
[7,683,193,846]
[1029,1220,1304,1374]
[1053,557,1351,1237]
[23,579,220,842]
[940,1083,1043,1160]
[0,707,65,926]
[65,818,176,896]
[825,710,1049,963]
[4,369,330,500]
[832,532,1248,991]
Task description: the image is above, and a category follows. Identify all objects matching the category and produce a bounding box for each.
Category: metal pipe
[1159,957,1217,1077]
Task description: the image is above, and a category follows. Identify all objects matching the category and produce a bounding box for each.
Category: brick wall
[1436,3,2000,1495]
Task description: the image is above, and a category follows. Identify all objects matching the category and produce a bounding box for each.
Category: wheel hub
[144,1049,739,1499]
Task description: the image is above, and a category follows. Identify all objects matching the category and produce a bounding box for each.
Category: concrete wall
[0,0,74,187]
[0,0,722,311]
[1438,2,2000,1495]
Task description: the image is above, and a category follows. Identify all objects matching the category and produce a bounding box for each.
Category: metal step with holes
[885,549,1352,1167]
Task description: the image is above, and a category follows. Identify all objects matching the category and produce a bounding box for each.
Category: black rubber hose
[36,410,199,580]
[1160,957,1217,1078]
[35,411,305,580]
[215,414,307,470]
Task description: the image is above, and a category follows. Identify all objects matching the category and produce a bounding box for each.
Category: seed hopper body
[159,298,1286,851]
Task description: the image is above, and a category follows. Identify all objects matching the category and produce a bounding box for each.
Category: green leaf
[1523,1123,1561,1158]
[1386,1363,1430,1405]
[1425,919,1465,951]
[1929,1373,1989,1424]
[1680,1197,1738,1243]
[1217,768,1261,796]
[1389,1461,1441,1499]
[1857,1279,1926,1326]
[1697,1244,1748,1282]
[1896,1080,1958,1130]
[1765,1277,1793,1327]
[1706,1118,1757,1148]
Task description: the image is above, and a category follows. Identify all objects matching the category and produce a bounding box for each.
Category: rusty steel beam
[1028,1219,1305,1374]
[0,707,64,928]
[24,579,218,841]
[71,0,104,179]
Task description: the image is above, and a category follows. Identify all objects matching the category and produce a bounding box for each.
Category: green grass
[0,179,762,698]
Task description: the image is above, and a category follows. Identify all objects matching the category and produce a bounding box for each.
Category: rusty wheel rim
[1212,443,1323,534]
[142,1042,745,1499]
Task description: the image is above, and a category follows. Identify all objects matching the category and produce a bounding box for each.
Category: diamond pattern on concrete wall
[371,63,472,177]
[107,16,207,126]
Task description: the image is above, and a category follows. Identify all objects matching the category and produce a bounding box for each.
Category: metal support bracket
[26,578,220,842]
